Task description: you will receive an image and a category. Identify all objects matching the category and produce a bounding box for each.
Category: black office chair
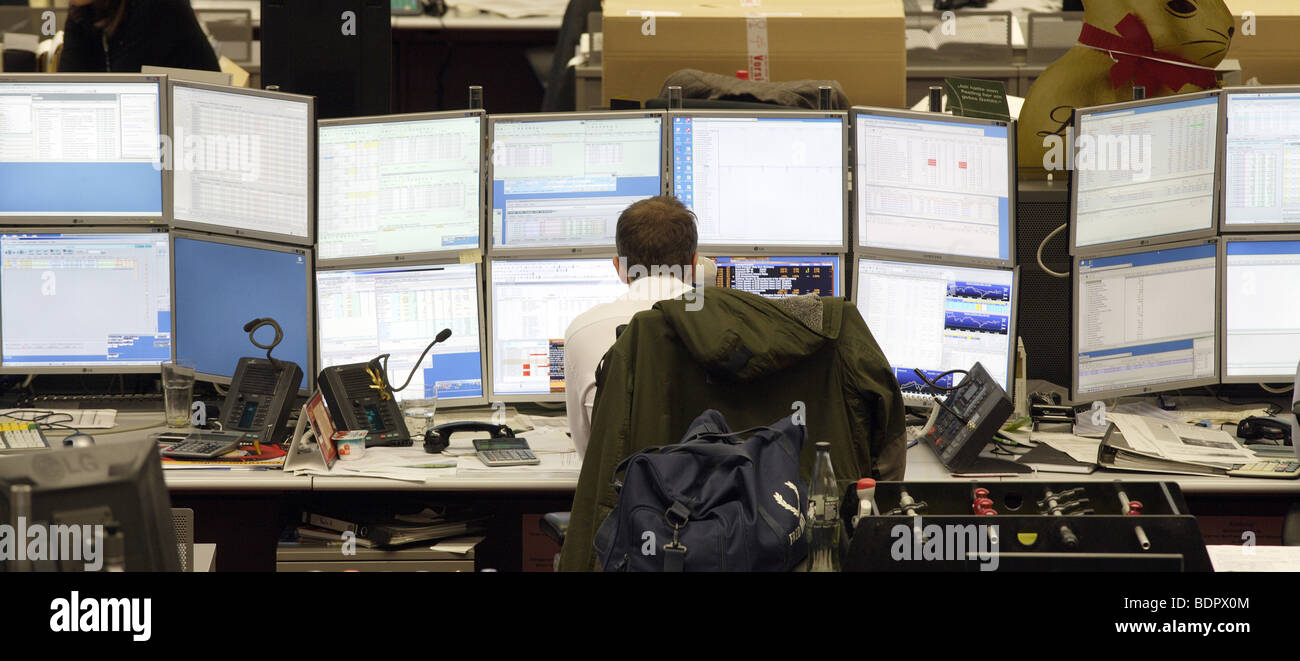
[541,0,603,112]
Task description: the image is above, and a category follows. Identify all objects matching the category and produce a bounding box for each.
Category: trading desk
[41,410,575,571]
[904,436,1300,546]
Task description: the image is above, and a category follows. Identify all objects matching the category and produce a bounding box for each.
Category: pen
[403,463,456,469]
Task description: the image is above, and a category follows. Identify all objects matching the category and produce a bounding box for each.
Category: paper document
[0,408,117,429]
[430,536,484,555]
[292,447,453,483]
[1206,545,1300,572]
[1030,432,1102,464]
[1107,413,1257,467]
[455,451,580,477]
[445,0,567,18]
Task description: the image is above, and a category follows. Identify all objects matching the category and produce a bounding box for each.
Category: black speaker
[1015,178,1073,389]
[260,0,391,119]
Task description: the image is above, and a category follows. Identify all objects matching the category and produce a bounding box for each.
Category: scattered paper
[455,451,580,477]
[1107,413,1257,467]
[1207,545,1300,572]
[0,408,117,429]
[445,0,568,19]
[2,33,40,53]
[1030,432,1102,464]
[430,536,485,555]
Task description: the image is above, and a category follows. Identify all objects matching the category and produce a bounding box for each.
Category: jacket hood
[652,288,842,382]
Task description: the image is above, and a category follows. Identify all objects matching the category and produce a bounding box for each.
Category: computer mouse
[63,432,95,448]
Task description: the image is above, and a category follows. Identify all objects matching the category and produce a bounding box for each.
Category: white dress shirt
[564,274,692,458]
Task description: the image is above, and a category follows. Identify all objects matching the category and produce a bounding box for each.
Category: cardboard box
[602,0,905,109]
[1226,1,1300,86]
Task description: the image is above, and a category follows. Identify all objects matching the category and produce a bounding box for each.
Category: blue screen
[0,80,164,217]
[173,237,310,388]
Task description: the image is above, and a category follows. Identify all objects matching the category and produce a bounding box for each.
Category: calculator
[161,431,245,460]
[473,437,540,467]
[1228,458,1300,479]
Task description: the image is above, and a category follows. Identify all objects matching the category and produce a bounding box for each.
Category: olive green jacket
[559,288,907,571]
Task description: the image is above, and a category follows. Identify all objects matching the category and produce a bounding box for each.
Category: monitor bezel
[1071,237,1220,402]
[1218,233,1300,384]
[0,73,170,227]
[167,80,316,247]
[485,110,667,257]
[851,252,1020,397]
[485,252,621,404]
[315,109,487,267]
[1219,86,1300,234]
[314,258,489,408]
[703,251,845,298]
[668,109,849,252]
[169,229,316,393]
[0,225,175,374]
[1069,90,1222,257]
[851,105,1018,270]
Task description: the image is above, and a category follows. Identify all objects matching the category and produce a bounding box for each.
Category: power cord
[1037,222,1071,278]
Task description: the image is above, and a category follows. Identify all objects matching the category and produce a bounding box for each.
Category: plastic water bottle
[807,442,840,572]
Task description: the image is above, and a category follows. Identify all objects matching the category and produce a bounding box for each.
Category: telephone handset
[318,327,454,448]
[220,318,303,446]
[424,421,515,454]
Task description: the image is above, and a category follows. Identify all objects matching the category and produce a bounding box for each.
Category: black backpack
[594,409,809,572]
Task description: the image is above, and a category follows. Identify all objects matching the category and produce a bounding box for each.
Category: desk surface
[38,405,1298,495]
[49,411,576,493]
[903,440,1300,494]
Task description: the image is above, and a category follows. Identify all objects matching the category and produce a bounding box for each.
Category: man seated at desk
[564,195,699,459]
[560,197,906,571]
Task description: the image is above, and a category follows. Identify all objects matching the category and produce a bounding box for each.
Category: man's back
[560,289,906,571]
[564,274,691,458]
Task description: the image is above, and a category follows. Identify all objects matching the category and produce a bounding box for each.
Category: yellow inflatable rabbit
[1018,0,1234,172]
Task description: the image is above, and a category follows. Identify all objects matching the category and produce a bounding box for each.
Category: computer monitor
[317,110,484,264]
[488,257,626,401]
[854,256,1017,393]
[317,263,486,405]
[488,111,664,253]
[1071,91,1221,254]
[671,111,847,249]
[0,74,165,223]
[0,229,172,373]
[1073,239,1218,401]
[712,255,841,297]
[853,107,1015,267]
[1222,87,1300,232]
[172,232,313,391]
[1221,235,1300,383]
[0,439,181,571]
[169,81,314,245]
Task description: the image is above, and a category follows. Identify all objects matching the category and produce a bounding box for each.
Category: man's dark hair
[615,196,698,280]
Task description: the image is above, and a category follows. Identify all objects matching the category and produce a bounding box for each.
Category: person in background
[59,0,219,73]
[564,196,703,458]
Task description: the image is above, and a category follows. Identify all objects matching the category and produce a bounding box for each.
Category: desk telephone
[220,318,302,446]
[423,421,537,466]
[318,327,453,448]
